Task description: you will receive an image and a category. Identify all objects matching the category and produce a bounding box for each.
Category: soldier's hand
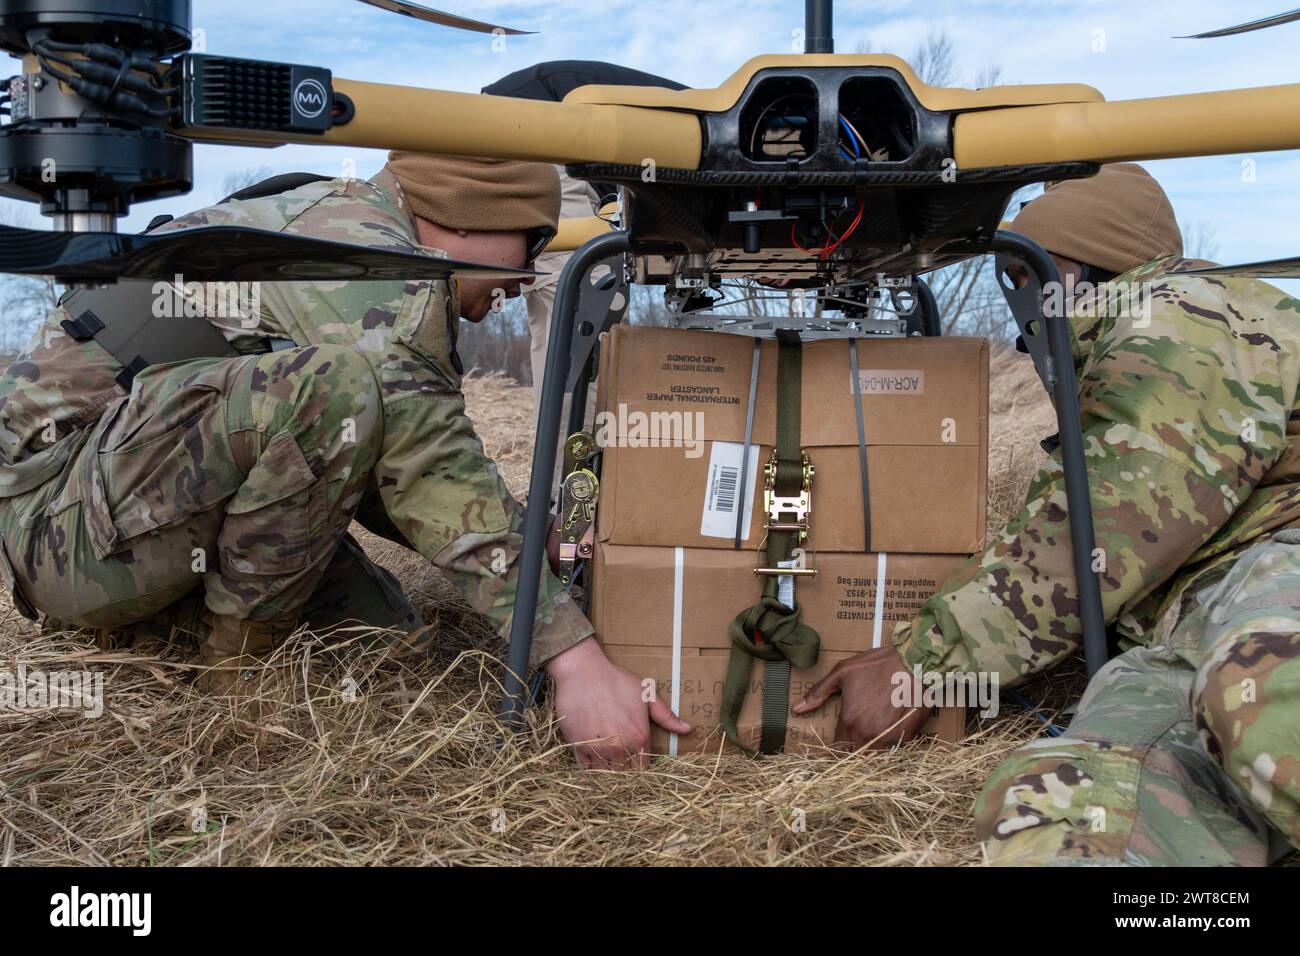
[545,637,691,770]
[792,644,928,752]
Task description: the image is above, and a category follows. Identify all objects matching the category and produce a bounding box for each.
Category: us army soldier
[795,164,1300,864]
[0,152,690,769]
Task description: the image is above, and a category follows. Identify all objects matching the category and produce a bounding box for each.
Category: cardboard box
[594,327,988,554]
[591,544,971,755]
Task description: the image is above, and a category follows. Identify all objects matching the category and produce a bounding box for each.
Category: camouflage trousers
[0,345,419,639]
[976,531,1300,865]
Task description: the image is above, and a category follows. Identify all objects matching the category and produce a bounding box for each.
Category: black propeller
[0,223,538,284]
[1171,256,1300,280]
[1177,8,1300,38]
[355,0,536,34]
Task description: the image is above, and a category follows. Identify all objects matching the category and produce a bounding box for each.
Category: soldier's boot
[196,612,300,696]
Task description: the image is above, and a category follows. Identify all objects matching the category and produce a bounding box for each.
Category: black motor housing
[0,0,193,227]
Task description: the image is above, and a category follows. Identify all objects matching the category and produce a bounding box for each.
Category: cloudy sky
[2,0,1299,269]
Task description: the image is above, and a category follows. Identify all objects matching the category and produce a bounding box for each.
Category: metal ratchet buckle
[558,431,598,587]
[755,449,818,578]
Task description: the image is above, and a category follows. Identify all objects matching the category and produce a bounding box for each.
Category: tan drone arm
[955,84,1300,167]
[186,71,1300,172]
[325,78,702,168]
[547,212,617,253]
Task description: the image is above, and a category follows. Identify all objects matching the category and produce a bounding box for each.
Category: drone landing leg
[991,230,1108,678]
[915,278,941,337]
[500,231,633,730]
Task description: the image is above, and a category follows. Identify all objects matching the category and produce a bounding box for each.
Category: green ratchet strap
[721,331,821,756]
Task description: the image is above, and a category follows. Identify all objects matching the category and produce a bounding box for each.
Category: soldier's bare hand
[545,637,691,770]
[792,644,928,751]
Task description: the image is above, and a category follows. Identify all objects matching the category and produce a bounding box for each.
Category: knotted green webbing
[720,332,821,755]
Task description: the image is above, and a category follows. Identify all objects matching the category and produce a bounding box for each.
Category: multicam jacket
[896,256,1300,683]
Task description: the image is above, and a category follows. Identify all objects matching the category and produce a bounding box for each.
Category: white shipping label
[699,441,761,539]
[852,369,925,395]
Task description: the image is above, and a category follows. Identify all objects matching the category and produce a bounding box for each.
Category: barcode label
[713,466,739,514]
[700,441,759,539]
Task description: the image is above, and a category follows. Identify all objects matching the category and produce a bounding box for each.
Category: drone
[0,0,1297,720]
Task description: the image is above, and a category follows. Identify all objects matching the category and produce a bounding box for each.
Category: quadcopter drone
[0,0,1297,717]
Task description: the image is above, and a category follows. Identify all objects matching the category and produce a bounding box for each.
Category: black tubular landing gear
[992,229,1107,677]
[499,230,631,730]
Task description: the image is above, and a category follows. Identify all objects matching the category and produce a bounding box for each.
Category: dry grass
[0,354,1090,867]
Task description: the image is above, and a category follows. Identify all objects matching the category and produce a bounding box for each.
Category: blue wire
[1003,690,1065,737]
[838,114,861,158]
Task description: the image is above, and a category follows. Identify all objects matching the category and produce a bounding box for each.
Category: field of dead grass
[0,350,1090,867]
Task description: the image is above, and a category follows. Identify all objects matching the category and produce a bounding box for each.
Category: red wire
[790,219,816,253]
[818,203,864,259]
[790,201,864,259]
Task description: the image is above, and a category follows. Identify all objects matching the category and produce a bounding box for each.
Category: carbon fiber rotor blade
[1177,8,1300,38]
[1170,256,1300,279]
[0,224,537,283]
[355,0,535,34]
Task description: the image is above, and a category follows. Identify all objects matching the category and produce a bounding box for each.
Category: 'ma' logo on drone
[293,78,328,118]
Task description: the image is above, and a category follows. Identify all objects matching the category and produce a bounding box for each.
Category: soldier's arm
[402,395,595,668]
[895,267,1300,686]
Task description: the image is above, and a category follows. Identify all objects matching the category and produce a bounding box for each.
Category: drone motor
[0,0,195,231]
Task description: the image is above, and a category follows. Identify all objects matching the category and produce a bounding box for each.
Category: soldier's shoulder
[283,176,420,248]
[155,175,414,246]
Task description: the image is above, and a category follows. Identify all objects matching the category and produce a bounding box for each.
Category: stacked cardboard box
[590,326,989,754]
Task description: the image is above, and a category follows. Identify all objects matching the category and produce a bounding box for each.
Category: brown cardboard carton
[591,543,970,755]
[594,326,988,554]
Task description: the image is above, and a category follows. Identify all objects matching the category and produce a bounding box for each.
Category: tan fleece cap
[1011,163,1183,274]
[385,151,560,232]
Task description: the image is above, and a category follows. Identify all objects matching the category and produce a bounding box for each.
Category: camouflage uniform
[891,256,1300,864]
[0,171,589,669]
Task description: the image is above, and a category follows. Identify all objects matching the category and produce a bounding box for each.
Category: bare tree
[220,166,275,201]
[456,298,534,384]
[1180,219,1219,261]
[911,35,1017,340]
[0,206,62,355]
[912,30,959,88]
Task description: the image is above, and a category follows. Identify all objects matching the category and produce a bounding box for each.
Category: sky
[1,0,1298,273]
